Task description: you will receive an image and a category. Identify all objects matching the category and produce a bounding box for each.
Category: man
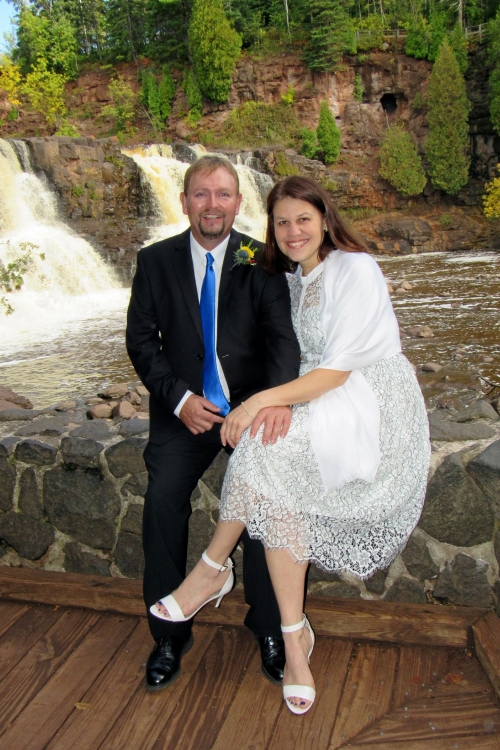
[126,155,300,691]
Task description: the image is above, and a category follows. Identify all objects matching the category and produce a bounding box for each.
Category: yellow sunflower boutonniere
[233,240,260,267]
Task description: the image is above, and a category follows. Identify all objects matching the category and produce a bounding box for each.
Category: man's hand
[179,394,225,435]
[250,405,293,446]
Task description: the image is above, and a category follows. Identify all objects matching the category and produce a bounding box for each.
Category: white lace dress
[219,254,430,578]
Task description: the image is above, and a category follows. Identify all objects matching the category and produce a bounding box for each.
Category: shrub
[21,63,67,126]
[316,101,341,164]
[353,73,364,102]
[141,68,176,130]
[378,124,427,196]
[100,76,137,133]
[183,69,203,125]
[483,167,500,219]
[0,55,21,106]
[219,100,302,148]
[300,127,319,159]
[55,120,80,137]
[405,18,428,59]
[275,152,300,176]
[281,86,295,106]
[413,92,424,111]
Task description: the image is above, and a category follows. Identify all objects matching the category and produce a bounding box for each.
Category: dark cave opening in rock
[381,93,397,114]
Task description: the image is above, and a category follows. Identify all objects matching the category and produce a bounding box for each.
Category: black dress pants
[142,425,281,641]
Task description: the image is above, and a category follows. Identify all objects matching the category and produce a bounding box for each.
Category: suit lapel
[172,229,203,342]
[217,230,241,333]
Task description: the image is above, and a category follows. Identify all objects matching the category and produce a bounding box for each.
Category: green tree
[21,62,67,126]
[0,54,22,106]
[141,68,176,131]
[188,0,242,102]
[300,127,319,159]
[303,0,356,72]
[426,39,471,194]
[405,17,428,59]
[316,101,341,164]
[100,76,137,133]
[15,5,78,78]
[378,124,427,196]
[105,0,148,62]
[487,10,500,136]
[184,68,203,124]
[448,23,468,74]
[427,12,448,62]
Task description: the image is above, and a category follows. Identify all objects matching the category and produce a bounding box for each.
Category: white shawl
[308,251,401,490]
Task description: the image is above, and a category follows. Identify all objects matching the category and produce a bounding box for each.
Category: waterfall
[0,139,122,354]
[124,144,273,246]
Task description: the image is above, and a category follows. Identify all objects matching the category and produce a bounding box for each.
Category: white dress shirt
[174,232,231,416]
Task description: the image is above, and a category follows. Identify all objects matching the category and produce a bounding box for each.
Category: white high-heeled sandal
[281,614,316,715]
[149,550,234,622]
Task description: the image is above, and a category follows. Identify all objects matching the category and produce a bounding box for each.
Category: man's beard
[198,216,226,240]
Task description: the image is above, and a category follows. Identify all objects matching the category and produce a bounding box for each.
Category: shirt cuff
[174,390,194,418]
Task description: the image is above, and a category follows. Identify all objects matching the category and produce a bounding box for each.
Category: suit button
[197,354,204,360]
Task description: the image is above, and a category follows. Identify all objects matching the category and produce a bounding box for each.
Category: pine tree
[303,0,356,72]
[316,101,341,164]
[378,125,427,197]
[487,10,500,136]
[425,39,471,195]
[188,0,242,103]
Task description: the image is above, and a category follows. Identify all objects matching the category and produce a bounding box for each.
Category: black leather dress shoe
[259,635,285,685]
[145,633,194,691]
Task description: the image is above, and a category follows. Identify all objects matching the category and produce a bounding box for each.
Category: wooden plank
[343,736,500,749]
[350,691,500,744]
[393,646,449,707]
[210,650,284,750]
[45,618,152,750]
[152,626,257,750]
[0,608,100,735]
[0,567,486,648]
[100,623,218,750]
[0,604,63,682]
[267,638,353,750]
[473,612,500,700]
[0,600,29,638]
[0,613,136,750]
[329,642,399,750]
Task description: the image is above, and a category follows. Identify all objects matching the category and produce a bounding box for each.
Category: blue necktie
[200,253,230,416]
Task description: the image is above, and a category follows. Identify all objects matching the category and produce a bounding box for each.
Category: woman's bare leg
[265,549,314,709]
[156,520,244,618]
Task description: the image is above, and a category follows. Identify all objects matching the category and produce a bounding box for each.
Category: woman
[150,177,430,715]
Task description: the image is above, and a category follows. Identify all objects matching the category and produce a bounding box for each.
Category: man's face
[180,167,242,249]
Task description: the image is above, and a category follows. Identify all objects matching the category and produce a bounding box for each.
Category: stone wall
[1,385,500,611]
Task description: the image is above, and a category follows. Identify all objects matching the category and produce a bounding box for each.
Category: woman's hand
[220,405,254,448]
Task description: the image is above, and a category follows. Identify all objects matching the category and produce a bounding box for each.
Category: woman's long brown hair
[259,176,367,274]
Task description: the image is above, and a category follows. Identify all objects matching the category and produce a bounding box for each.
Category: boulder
[308,565,341,583]
[401,534,439,581]
[0,512,55,559]
[384,577,427,604]
[449,400,499,423]
[115,531,144,578]
[466,439,500,517]
[64,541,110,576]
[15,440,58,466]
[0,409,41,422]
[112,400,137,419]
[104,438,147,477]
[43,466,120,549]
[0,456,15,511]
[88,403,113,419]
[70,420,115,440]
[433,553,493,607]
[61,436,103,469]
[18,467,43,520]
[422,362,442,373]
[135,385,149,397]
[15,416,73,437]
[0,386,33,409]
[122,472,148,498]
[428,411,496,441]
[365,568,388,594]
[121,503,143,535]
[98,383,129,399]
[118,418,150,437]
[419,451,493,546]
[316,582,361,598]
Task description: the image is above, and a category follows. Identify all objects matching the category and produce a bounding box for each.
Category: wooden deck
[1,568,500,750]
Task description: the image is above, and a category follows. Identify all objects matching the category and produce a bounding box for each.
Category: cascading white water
[124,144,273,245]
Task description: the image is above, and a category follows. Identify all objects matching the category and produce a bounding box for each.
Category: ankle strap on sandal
[281,614,307,633]
[202,550,233,572]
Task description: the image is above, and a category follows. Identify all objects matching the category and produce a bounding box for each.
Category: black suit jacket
[126,228,301,444]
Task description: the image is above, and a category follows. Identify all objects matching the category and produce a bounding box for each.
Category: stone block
[0,437,19,456]
[70,420,114,440]
[0,511,54,559]
[18,467,43,520]
[201,450,229,499]
[61,436,103,469]
[115,531,144,578]
[316,582,361,598]
[118,419,149,437]
[88,404,113,419]
[0,409,41,422]
[105,438,147,478]
[15,416,72,437]
[15,440,58,466]
[121,503,143,535]
[0,456,15,511]
[384,577,427,604]
[186,508,215,574]
[434,553,493,607]
[419,451,494,546]
[307,564,341,583]
[466,439,500,518]
[428,411,495,441]
[64,541,110,576]
[122,472,148,498]
[365,568,388,595]
[43,467,120,550]
[401,534,439,581]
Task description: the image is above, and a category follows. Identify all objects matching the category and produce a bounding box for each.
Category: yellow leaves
[0,54,22,107]
[483,167,500,220]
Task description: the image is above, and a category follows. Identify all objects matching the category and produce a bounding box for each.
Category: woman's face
[272,198,325,276]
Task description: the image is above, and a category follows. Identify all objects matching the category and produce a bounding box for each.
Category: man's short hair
[183,155,240,195]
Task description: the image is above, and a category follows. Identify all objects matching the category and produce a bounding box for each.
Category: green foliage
[483,167,500,219]
[303,0,356,72]
[448,23,468,75]
[413,92,424,111]
[0,242,39,316]
[21,63,67,126]
[316,101,341,164]
[427,12,448,62]
[55,119,80,137]
[281,86,295,106]
[141,68,176,130]
[100,76,137,132]
[405,17,428,59]
[440,213,453,227]
[188,0,242,102]
[218,100,302,148]
[353,73,364,102]
[426,40,471,195]
[16,6,78,79]
[353,14,384,52]
[275,151,300,176]
[488,11,500,137]
[300,127,319,159]
[183,68,203,124]
[378,124,427,196]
